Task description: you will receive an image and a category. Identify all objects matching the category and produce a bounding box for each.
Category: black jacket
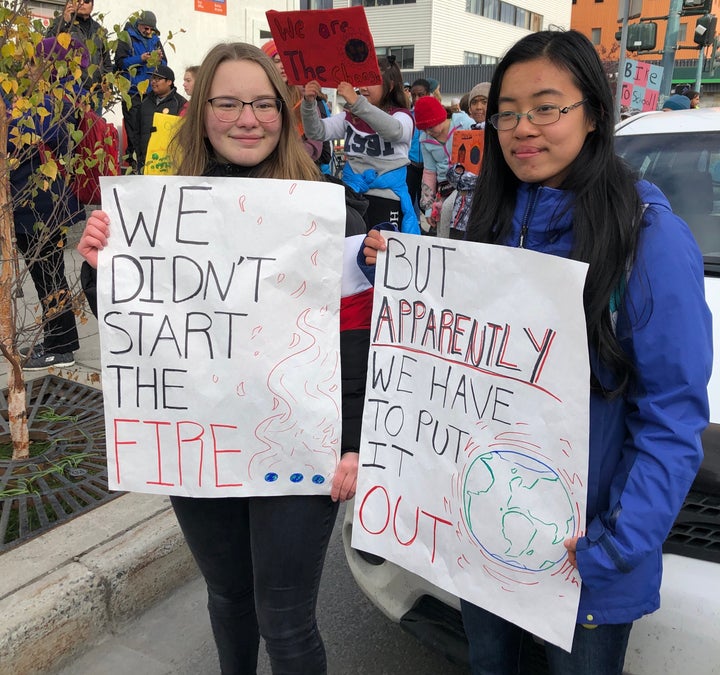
[137,87,187,172]
[46,14,111,94]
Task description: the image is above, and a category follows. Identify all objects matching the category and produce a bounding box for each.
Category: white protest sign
[97,175,346,497]
[352,232,590,651]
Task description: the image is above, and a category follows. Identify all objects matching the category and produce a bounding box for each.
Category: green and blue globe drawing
[463,450,576,572]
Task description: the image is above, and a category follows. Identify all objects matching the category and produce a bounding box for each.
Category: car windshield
[615,131,720,258]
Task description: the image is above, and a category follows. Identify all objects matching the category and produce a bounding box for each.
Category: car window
[615,131,720,257]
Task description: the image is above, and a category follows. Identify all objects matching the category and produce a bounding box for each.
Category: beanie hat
[414,95,447,130]
[662,94,691,110]
[261,40,278,59]
[468,82,490,103]
[36,36,90,71]
[427,78,439,94]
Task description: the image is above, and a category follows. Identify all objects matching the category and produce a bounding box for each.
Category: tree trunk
[0,96,30,460]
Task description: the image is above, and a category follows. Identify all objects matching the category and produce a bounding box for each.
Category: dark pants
[461,600,632,675]
[15,229,80,354]
[121,93,142,171]
[365,195,402,231]
[406,162,423,215]
[170,494,339,675]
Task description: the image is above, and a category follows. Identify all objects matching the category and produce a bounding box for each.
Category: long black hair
[466,29,643,397]
[377,55,409,111]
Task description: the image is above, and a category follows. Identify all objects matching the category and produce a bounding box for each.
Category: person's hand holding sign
[303,79,322,102]
[336,81,358,106]
[331,451,358,502]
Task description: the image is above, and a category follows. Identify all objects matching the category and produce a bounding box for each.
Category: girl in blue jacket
[362,29,712,675]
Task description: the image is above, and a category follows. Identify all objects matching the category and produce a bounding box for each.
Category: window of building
[464,51,498,65]
[352,0,416,6]
[465,0,542,32]
[376,45,415,69]
[679,23,688,42]
[515,8,528,29]
[484,0,499,20]
[500,2,515,24]
[591,27,601,44]
[300,0,333,8]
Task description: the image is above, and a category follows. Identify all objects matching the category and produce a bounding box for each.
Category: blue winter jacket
[114,20,166,97]
[510,180,711,624]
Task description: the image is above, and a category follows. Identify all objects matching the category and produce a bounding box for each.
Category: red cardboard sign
[266,7,381,88]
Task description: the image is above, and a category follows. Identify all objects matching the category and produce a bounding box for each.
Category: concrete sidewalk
[0,229,198,675]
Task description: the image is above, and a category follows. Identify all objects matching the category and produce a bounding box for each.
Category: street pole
[615,0,631,123]
[660,0,683,100]
[694,47,705,88]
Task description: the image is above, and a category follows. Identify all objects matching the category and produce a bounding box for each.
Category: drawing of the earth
[463,450,575,572]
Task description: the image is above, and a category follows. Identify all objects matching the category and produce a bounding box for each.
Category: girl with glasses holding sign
[362,29,711,674]
[78,42,371,675]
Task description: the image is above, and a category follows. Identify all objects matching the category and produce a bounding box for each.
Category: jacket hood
[635,178,673,211]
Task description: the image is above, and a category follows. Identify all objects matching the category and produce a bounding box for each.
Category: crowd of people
[8,4,711,673]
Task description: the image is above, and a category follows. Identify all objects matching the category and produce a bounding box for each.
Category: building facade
[571,0,720,60]
[31,0,570,78]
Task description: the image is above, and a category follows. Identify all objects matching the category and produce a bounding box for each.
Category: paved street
[54,502,470,675]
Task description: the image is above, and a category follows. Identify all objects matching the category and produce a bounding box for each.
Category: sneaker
[22,346,75,371]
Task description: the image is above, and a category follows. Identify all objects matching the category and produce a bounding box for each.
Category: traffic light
[626,22,657,51]
[694,14,717,45]
[683,0,713,16]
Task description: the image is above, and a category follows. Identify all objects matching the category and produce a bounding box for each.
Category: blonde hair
[170,43,321,181]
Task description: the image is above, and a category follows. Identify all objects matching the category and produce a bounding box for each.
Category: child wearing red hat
[414,96,474,234]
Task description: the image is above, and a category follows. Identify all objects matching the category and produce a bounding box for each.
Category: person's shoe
[22,345,75,371]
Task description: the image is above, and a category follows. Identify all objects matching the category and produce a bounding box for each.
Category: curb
[0,492,199,675]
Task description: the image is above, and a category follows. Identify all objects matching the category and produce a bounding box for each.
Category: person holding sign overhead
[301,55,420,234]
[361,29,711,674]
[77,42,371,675]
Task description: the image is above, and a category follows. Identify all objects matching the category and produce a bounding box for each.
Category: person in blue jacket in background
[114,10,167,171]
[362,28,712,675]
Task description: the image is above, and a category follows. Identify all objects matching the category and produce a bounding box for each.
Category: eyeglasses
[489,100,587,131]
[207,97,283,123]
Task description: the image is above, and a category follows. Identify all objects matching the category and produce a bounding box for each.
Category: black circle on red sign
[345,39,369,63]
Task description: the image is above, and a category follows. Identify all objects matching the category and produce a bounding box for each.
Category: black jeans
[15,228,80,354]
[170,494,339,675]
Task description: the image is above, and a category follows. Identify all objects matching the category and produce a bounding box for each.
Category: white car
[343,108,720,673]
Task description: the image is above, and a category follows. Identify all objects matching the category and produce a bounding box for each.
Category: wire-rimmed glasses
[489,100,587,131]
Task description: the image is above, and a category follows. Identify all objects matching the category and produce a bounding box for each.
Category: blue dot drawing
[312,475,325,484]
[290,473,304,483]
[264,472,279,482]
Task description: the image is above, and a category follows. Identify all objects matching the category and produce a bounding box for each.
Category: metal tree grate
[0,375,121,552]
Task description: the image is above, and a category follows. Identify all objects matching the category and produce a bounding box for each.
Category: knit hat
[427,77,439,94]
[662,94,691,110]
[36,36,90,71]
[414,95,448,130]
[468,82,490,103]
[261,40,278,58]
